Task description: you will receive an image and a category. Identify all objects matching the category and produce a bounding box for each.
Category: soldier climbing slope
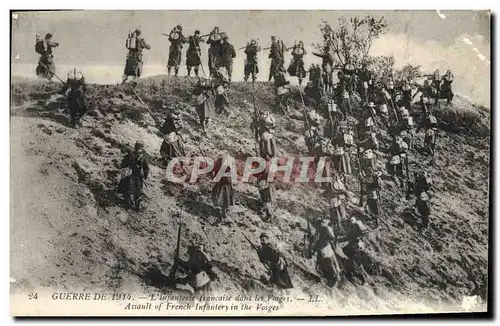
[243,39,261,82]
[308,217,342,288]
[118,141,150,212]
[255,159,277,222]
[193,78,215,132]
[61,69,87,128]
[211,152,235,224]
[251,233,293,289]
[359,171,382,228]
[212,69,231,116]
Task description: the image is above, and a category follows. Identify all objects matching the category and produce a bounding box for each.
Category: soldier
[160,106,183,135]
[323,99,344,140]
[273,66,291,112]
[333,122,355,177]
[400,79,413,111]
[212,69,231,116]
[176,241,217,295]
[338,216,370,284]
[310,217,342,287]
[186,30,205,77]
[429,69,441,105]
[312,45,335,93]
[160,132,186,167]
[122,28,151,85]
[359,171,382,228]
[211,152,235,224]
[255,111,278,159]
[244,39,261,82]
[287,41,307,85]
[325,176,349,234]
[193,78,214,132]
[386,137,408,187]
[167,25,188,76]
[378,103,390,128]
[423,114,438,158]
[356,62,374,103]
[61,69,87,128]
[399,107,415,150]
[118,141,150,211]
[219,35,236,83]
[268,36,284,82]
[255,160,276,222]
[441,70,454,104]
[206,27,222,76]
[415,190,431,229]
[35,33,59,81]
[257,233,294,289]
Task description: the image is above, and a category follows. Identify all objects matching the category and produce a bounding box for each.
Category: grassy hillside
[10,76,490,314]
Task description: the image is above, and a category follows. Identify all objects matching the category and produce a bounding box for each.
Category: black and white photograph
[9,9,491,316]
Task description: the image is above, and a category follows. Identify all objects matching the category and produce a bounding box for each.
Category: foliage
[315,16,388,67]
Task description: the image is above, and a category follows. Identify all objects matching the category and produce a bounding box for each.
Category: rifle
[168,213,183,281]
[303,206,314,258]
[251,80,260,156]
[38,61,65,84]
[242,233,272,274]
[133,89,162,126]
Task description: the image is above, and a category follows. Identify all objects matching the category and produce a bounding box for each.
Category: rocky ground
[10,76,490,314]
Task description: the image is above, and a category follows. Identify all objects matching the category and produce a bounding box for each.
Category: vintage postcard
[10,10,491,316]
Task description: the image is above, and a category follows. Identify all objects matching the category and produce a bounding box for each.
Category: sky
[11,10,491,106]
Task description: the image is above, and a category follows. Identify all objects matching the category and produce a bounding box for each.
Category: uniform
[258,234,293,289]
[441,71,454,103]
[312,50,334,92]
[268,38,284,81]
[287,42,307,84]
[186,33,204,75]
[212,72,230,115]
[123,29,151,84]
[211,155,235,221]
[178,245,216,295]
[255,161,277,221]
[326,179,348,234]
[219,37,236,82]
[257,113,278,159]
[312,220,341,287]
[118,142,150,211]
[244,41,261,82]
[36,34,59,80]
[167,26,188,75]
[193,80,215,131]
[61,70,87,127]
[206,29,222,75]
[160,132,186,165]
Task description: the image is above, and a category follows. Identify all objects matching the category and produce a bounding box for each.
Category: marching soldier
[35,33,59,81]
[310,217,341,287]
[211,152,235,224]
[268,36,284,82]
[206,27,222,76]
[359,171,382,228]
[244,39,261,82]
[186,30,205,77]
[167,25,188,76]
[118,141,150,211]
[122,28,151,85]
[257,233,294,289]
[219,34,236,83]
[287,41,307,85]
[193,78,215,132]
[61,69,87,128]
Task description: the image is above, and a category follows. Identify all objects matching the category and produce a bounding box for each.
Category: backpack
[35,39,45,54]
[126,32,138,50]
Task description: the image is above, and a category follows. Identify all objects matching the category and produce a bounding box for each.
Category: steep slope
[10,77,490,314]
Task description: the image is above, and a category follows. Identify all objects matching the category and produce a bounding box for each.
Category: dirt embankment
[10,77,490,312]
